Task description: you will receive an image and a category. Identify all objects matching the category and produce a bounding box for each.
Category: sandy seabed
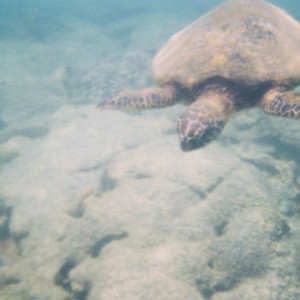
[0,1,300,299]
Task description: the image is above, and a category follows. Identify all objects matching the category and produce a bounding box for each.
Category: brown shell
[153,0,300,88]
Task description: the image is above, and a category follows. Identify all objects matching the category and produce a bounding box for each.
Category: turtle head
[176,89,234,151]
[177,115,225,151]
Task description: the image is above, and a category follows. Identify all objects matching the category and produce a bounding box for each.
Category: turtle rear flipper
[97,83,183,111]
[261,86,300,118]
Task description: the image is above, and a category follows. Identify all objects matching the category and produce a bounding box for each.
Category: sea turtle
[98,0,300,151]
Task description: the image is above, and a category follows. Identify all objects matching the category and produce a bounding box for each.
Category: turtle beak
[179,135,195,152]
[177,117,208,151]
[178,134,207,151]
[177,118,224,151]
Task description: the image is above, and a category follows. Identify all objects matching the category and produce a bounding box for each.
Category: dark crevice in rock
[0,202,22,287]
[0,276,21,291]
[205,177,225,195]
[54,260,77,291]
[54,260,90,300]
[79,164,101,173]
[282,192,300,217]
[190,177,225,200]
[125,143,139,150]
[195,273,215,299]
[0,277,20,286]
[135,173,151,180]
[189,186,206,199]
[214,220,228,236]
[13,231,29,255]
[0,199,25,261]
[68,201,85,219]
[68,190,97,219]
[89,232,129,258]
[271,142,300,164]
[99,170,119,193]
[269,218,291,241]
[0,203,11,241]
[241,157,278,175]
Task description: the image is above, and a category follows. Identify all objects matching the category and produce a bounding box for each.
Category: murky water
[0,1,300,299]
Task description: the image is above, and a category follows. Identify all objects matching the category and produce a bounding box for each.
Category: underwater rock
[195,208,291,298]
[0,103,299,299]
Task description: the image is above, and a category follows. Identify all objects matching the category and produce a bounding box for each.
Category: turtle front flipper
[97,83,183,111]
[261,86,300,119]
[177,86,235,151]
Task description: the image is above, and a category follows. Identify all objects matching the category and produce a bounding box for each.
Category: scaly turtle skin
[98,0,300,151]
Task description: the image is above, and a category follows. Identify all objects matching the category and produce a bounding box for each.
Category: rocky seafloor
[1,87,300,300]
[1,1,300,299]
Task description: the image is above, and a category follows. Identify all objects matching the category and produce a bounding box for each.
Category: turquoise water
[0,1,300,299]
